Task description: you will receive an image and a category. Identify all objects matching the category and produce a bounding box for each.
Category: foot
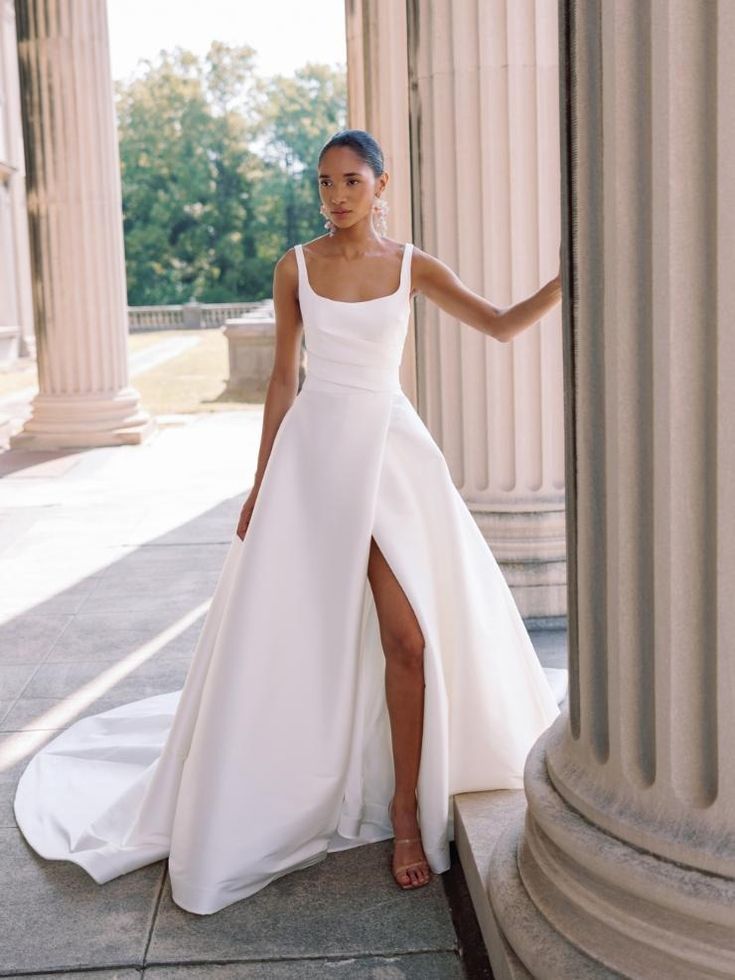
[388,796,432,889]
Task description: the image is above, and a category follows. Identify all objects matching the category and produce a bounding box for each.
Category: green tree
[115,44,346,306]
[255,63,348,247]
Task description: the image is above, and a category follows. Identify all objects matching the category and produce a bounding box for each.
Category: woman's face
[317,146,386,231]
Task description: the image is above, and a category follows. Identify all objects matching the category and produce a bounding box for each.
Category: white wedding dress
[14,241,564,915]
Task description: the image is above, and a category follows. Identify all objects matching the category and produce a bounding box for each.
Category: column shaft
[406,0,566,617]
[489,2,735,976]
[11,0,153,449]
[546,0,735,872]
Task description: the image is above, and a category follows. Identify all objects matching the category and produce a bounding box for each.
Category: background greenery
[115,43,346,306]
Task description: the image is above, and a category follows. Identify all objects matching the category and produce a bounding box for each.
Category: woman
[14,128,564,913]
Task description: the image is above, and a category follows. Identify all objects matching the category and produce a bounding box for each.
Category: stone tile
[45,622,198,663]
[29,973,139,980]
[0,549,131,582]
[75,590,207,616]
[90,566,221,599]
[147,844,458,965]
[127,520,239,547]
[0,662,39,700]
[69,606,206,636]
[0,613,73,664]
[0,588,96,617]
[143,952,464,978]
[0,698,14,724]
[0,450,84,479]
[0,729,61,827]
[527,627,567,670]
[0,693,139,732]
[0,507,39,554]
[22,657,189,700]
[0,826,164,974]
[1,561,105,593]
[105,542,230,568]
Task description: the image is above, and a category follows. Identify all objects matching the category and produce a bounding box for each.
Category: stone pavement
[0,409,563,978]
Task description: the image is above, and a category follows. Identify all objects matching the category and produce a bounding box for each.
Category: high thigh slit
[13,239,565,915]
[367,535,425,654]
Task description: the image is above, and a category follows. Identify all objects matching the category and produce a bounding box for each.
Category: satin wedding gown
[14,240,564,915]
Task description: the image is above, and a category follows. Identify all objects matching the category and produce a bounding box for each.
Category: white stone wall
[0,0,34,367]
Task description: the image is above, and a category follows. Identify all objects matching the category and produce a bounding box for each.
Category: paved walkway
[0,409,562,978]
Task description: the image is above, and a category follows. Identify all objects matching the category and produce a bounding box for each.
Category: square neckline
[297,242,410,305]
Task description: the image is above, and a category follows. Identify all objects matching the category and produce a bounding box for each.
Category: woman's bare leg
[367,535,430,887]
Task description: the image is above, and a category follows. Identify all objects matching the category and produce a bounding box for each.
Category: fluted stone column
[406,0,566,618]
[10,0,153,449]
[489,2,735,976]
[0,0,35,365]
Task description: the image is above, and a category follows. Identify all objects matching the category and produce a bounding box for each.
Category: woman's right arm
[237,248,303,540]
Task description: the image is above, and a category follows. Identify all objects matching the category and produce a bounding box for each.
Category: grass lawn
[1,328,266,417]
[130,328,265,415]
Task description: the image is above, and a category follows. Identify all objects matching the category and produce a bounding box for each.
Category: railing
[128,299,273,332]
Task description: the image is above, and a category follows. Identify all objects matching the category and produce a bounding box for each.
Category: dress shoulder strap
[401,242,414,291]
[293,244,306,295]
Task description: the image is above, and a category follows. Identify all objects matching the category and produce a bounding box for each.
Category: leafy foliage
[115,44,346,305]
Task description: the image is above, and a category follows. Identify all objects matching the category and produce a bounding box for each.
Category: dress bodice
[294,242,413,392]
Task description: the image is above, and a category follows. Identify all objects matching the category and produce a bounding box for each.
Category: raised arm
[411,247,562,343]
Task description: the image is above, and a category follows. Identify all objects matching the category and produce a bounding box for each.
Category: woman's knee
[384,625,425,670]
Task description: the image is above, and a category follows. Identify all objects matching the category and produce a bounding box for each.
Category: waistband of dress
[302,350,402,393]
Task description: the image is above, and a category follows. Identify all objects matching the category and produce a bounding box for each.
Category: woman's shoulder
[297,235,331,256]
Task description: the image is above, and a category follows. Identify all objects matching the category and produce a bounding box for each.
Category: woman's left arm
[412,247,562,343]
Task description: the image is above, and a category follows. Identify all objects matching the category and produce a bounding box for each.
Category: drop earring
[319,203,336,236]
[372,195,389,237]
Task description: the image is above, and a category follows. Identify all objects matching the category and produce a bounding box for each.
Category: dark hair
[317,129,385,177]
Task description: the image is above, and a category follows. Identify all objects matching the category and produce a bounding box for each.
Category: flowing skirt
[14,374,563,914]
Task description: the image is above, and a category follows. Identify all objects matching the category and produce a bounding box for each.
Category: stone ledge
[453,789,613,979]
[452,790,532,980]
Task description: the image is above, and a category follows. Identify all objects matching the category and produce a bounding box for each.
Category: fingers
[236,490,258,542]
[236,509,253,541]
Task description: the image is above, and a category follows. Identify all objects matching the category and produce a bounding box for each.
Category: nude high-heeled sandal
[388,797,432,889]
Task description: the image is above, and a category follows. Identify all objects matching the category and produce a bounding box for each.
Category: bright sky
[106,0,347,82]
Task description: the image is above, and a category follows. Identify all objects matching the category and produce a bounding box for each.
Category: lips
[332,210,350,215]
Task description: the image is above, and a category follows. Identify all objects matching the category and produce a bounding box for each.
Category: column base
[487,731,735,979]
[472,505,566,618]
[9,388,157,450]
